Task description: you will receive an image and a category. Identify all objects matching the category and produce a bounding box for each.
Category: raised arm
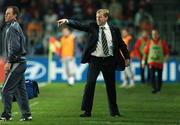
[57,19,90,32]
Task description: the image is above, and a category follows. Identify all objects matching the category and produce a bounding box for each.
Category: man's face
[96,13,108,26]
[121,29,128,38]
[62,28,70,37]
[5,8,16,22]
[142,31,148,38]
[152,30,159,40]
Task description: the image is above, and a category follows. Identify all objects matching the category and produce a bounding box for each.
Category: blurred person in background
[134,7,154,33]
[109,0,124,28]
[0,10,4,55]
[59,26,76,86]
[82,0,96,21]
[71,0,83,20]
[120,28,135,88]
[43,8,58,34]
[57,8,130,117]
[175,13,180,31]
[143,29,169,94]
[43,8,58,54]
[134,30,150,84]
[26,10,43,55]
[0,6,32,121]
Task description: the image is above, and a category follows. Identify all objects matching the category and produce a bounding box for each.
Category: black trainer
[20,116,32,121]
[0,112,12,121]
[0,116,12,121]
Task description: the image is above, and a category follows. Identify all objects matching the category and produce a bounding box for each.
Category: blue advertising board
[25,56,179,83]
[25,57,48,82]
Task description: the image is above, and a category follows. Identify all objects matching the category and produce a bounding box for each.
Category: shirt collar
[99,22,109,30]
[6,20,16,27]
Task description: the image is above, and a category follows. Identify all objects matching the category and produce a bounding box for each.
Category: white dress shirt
[91,22,113,57]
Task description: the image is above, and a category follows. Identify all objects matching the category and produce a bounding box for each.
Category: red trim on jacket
[134,37,149,60]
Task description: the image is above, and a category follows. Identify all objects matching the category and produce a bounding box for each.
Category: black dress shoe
[152,90,157,94]
[80,112,91,117]
[111,113,121,117]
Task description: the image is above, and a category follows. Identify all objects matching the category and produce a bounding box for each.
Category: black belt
[90,56,114,64]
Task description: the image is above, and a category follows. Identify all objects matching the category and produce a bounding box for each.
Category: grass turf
[0,83,180,125]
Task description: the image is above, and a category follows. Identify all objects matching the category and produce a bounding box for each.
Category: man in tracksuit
[0,6,32,121]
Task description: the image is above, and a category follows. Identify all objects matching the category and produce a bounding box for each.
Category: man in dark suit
[57,9,130,117]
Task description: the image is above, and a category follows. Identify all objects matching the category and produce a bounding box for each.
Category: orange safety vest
[60,34,75,58]
[122,35,132,48]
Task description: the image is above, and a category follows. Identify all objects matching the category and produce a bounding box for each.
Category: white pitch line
[12,102,39,116]
[38,82,48,87]
[30,101,39,107]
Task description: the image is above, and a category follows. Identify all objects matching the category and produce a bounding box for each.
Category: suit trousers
[81,56,119,115]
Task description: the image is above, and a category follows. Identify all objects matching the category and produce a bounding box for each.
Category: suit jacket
[67,20,130,71]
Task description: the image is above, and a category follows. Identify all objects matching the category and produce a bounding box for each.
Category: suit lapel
[94,26,99,42]
[109,26,117,47]
[90,25,99,46]
[86,24,99,51]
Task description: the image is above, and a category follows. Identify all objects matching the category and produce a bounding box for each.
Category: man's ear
[106,16,108,20]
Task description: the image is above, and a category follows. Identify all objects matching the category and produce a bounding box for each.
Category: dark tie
[101,27,109,55]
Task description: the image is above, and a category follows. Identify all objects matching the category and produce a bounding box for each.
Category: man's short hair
[61,25,72,31]
[6,6,20,19]
[96,9,109,17]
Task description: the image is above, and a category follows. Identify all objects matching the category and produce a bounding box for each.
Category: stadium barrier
[0,56,179,84]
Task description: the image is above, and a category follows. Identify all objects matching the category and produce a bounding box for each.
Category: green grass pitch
[0,83,180,125]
